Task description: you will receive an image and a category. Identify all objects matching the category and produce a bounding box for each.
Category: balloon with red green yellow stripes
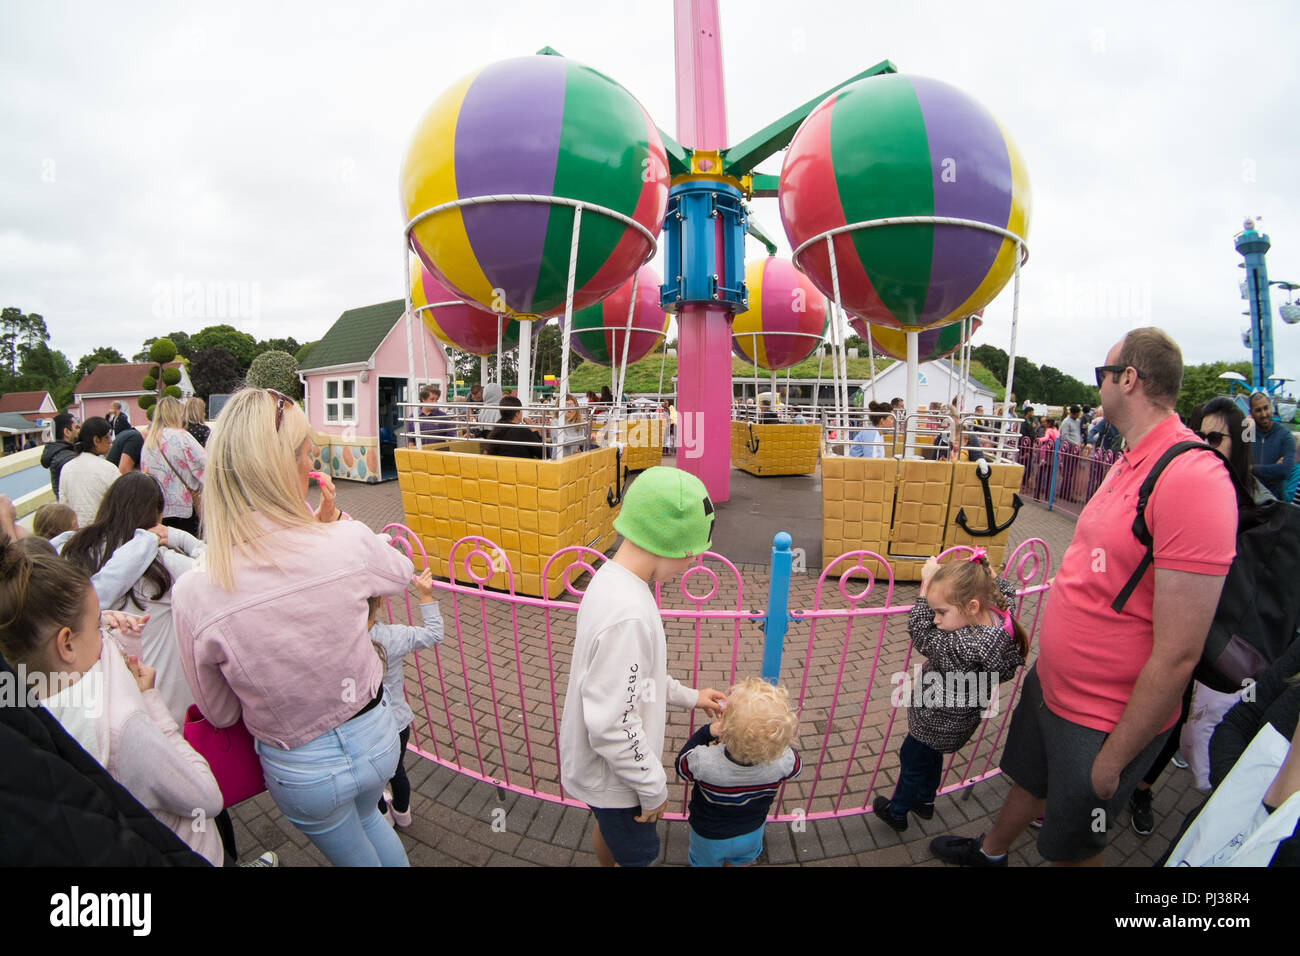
[779,74,1030,330]
[731,258,828,371]
[853,311,983,363]
[399,56,669,323]
[570,266,670,367]
[409,257,533,356]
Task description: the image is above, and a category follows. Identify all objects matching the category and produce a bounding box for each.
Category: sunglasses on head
[1196,430,1227,448]
[266,389,293,432]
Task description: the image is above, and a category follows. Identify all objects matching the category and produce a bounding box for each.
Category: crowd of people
[2,325,1298,868]
[2,388,435,867]
[409,383,678,459]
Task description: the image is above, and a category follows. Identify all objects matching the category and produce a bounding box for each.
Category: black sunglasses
[1196,430,1227,449]
[1094,365,1146,388]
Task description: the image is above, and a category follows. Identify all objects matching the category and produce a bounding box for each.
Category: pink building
[0,390,57,451]
[298,299,448,482]
[73,362,193,426]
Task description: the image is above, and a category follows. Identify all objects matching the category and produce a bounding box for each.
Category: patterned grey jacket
[903,578,1025,753]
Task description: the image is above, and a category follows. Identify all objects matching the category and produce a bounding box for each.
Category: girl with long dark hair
[62,471,205,726]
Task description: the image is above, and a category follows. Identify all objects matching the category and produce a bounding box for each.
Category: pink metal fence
[380,523,1052,822]
[1017,436,1119,517]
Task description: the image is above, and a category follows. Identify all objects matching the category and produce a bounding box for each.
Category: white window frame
[323,376,359,426]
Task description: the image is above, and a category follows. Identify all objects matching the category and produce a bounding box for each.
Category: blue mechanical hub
[659,180,748,312]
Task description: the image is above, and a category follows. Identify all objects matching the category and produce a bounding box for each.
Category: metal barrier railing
[1015,435,1120,516]
[378,524,1053,821]
[401,401,671,458]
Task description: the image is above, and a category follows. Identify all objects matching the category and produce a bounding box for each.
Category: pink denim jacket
[173,517,415,750]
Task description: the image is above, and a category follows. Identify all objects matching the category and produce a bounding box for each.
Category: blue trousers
[889,733,944,816]
[256,695,410,867]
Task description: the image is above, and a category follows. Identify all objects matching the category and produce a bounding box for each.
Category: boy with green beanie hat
[559,467,727,866]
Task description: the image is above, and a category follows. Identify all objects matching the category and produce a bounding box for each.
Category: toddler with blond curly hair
[675,677,801,867]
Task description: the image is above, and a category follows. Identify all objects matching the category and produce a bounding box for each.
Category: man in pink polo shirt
[931,327,1237,866]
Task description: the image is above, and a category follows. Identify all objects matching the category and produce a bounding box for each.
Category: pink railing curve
[376,523,1053,822]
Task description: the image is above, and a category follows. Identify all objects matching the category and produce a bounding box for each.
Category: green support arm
[722,59,898,180]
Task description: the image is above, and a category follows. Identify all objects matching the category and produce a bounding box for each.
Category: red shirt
[1037,414,1237,733]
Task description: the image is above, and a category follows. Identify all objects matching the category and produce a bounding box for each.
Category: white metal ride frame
[791,215,1029,457]
[734,329,826,415]
[403,194,659,450]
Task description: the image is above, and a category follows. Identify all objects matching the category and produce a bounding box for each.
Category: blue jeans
[255,694,410,867]
[889,733,944,816]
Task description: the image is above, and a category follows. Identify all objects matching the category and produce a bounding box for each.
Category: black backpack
[1113,441,1300,694]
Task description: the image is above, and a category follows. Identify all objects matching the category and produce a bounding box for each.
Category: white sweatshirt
[559,561,698,811]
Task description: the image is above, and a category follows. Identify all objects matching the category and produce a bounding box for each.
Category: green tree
[1,307,49,377]
[138,338,180,411]
[134,331,193,362]
[1176,360,1253,419]
[256,336,301,359]
[245,350,300,398]
[971,344,1009,384]
[190,324,258,370]
[71,346,129,385]
[189,346,240,401]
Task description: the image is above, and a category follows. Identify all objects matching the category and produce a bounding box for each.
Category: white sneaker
[1171,751,1189,769]
[239,851,279,868]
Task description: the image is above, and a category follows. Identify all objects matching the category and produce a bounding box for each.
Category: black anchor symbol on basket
[606,447,630,508]
[745,422,760,454]
[955,460,1023,538]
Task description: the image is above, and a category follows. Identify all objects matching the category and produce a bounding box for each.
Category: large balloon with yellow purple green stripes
[399,55,669,323]
[409,258,534,356]
[570,266,670,367]
[853,311,983,363]
[778,74,1030,331]
[731,258,829,371]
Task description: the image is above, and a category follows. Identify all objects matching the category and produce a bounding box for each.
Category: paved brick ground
[233,465,1200,866]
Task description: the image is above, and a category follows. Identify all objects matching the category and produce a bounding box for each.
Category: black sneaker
[929,833,1008,867]
[872,796,909,832]
[1130,788,1155,836]
[914,803,936,820]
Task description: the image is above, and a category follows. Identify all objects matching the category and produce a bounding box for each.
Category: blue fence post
[761,532,793,683]
[1046,435,1062,511]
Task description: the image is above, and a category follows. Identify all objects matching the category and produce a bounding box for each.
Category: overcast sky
[3,0,1297,393]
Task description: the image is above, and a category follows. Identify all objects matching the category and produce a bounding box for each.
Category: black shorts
[1000,665,1171,863]
[589,805,660,867]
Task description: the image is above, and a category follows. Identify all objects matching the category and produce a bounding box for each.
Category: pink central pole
[673,0,732,502]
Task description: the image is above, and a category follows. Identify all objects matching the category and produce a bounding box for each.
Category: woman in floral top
[142,396,206,536]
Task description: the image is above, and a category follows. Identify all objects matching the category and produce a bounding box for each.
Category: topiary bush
[149,338,178,365]
[245,350,301,399]
[161,366,181,386]
[163,385,182,399]
[138,394,157,410]
[141,375,157,391]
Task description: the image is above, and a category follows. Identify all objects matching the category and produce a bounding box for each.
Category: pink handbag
[182,706,267,809]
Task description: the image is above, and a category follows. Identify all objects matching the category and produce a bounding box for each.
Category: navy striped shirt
[675,724,801,840]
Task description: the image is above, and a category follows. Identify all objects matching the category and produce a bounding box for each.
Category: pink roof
[0,390,53,420]
[74,362,184,396]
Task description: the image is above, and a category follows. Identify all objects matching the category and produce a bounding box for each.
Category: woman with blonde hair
[141,396,206,536]
[172,388,414,866]
[183,396,210,447]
